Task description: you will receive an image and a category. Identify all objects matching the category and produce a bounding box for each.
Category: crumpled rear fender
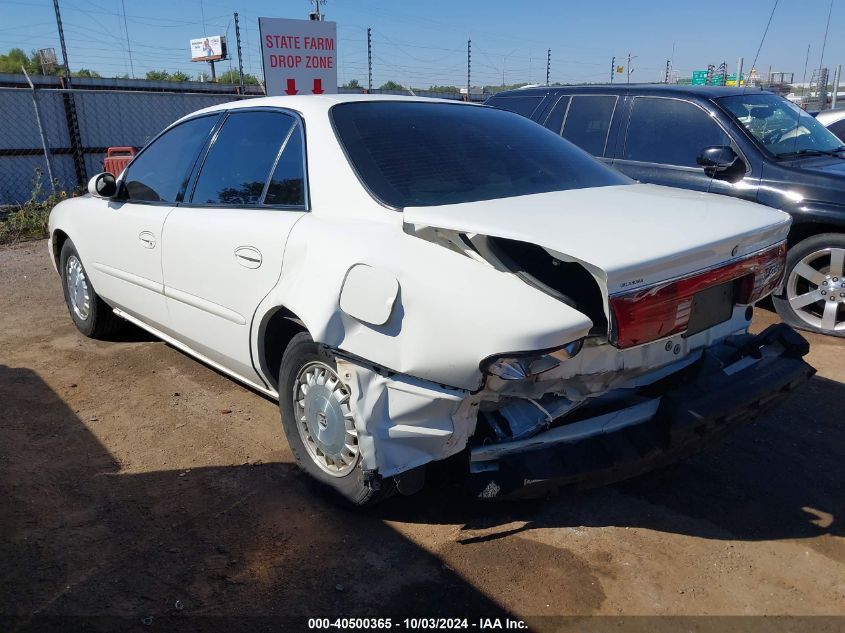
[251,214,592,392]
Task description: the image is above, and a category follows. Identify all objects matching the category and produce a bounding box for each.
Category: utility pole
[546,48,551,86]
[367,27,372,91]
[310,0,325,20]
[466,39,471,99]
[832,64,841,109]
[234,12,245,92]
[610,56,615,83]
[736,57,744,88]
[51,0,71,86]
[626,52,636,84]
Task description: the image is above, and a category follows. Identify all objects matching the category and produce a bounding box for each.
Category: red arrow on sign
[285,78,298,95]
[312,78,324,94]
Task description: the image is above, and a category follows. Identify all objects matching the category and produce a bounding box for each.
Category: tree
[217,69,261,85]
[343,78,361,89]
[72,68,100,78]
[379,80,404,91]
[145,70,171,81]
[0,48,42,75]
[170,71,191,82]
[427,84,459,93]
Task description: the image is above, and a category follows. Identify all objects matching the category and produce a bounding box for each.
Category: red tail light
[609,242,787,349]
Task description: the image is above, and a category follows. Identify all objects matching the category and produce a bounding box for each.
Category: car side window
[191,110,296,205]
[624,97,730,167]
[123,115,219,203]
[561,96,617,156]
[264,123,306,206]
[486,95,544,118]
[543,95,571,134]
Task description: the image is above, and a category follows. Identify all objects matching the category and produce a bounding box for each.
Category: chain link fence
[0,86,257,210]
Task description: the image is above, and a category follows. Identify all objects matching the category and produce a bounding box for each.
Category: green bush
[0,170,68,244]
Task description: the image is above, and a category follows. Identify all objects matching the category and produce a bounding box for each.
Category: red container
[103,146,137,176]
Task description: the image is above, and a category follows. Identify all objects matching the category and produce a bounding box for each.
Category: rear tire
[59,239,124,339]
[278,331,396,506]
[773,233,845,337]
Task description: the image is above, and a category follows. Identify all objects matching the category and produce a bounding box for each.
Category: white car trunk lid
[404,184,791,295]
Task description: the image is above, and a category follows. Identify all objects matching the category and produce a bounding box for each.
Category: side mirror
[697,145,744,179]
[87,172,117,199]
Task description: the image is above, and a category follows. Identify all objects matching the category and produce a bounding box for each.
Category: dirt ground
[1,239,843,631]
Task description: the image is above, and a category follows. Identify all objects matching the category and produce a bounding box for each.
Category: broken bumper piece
[467,324,815,499]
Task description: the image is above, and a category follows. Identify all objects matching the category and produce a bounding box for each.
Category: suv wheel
[278,331,396,505]
[773,233,845,337]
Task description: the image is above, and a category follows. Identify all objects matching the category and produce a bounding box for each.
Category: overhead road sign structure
[259,17,338,96]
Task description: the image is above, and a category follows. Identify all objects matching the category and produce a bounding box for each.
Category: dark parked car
[487,85,845,337]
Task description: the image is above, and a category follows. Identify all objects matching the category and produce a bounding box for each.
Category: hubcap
[66,255,91,321]
[293,361,359,477]
[786,247,845,333]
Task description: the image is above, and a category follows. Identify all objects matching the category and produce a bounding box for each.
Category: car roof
[815,107,845,125]
[185,92,475,120]
[490,84,771,100]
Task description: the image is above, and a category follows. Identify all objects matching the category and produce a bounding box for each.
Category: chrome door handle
[234,246,262,269]
[139,231,156,249]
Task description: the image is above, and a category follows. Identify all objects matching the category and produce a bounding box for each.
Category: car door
[85,114,221,331]
[612,96,757,199]
[161,108,308,386]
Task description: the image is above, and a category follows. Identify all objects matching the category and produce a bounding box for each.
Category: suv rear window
[331,102,630,208]
[485,95,545,117]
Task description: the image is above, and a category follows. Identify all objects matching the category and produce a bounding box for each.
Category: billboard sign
[259,17,338,96]
[190,36,225,62]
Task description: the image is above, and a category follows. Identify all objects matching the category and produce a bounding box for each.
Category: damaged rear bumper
[467,324,815,499]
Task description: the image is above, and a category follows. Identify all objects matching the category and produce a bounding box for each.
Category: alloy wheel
[293,361,359,477]
[786,247,845,333]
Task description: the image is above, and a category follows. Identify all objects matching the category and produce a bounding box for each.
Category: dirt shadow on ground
[0,365,511,631]
[380,375,844,548]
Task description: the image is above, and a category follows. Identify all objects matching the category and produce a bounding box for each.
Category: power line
[120,0,134,78]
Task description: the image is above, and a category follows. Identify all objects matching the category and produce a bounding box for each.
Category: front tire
[278,331,396,506]
[773,233,845,337]
[59,239,124,339]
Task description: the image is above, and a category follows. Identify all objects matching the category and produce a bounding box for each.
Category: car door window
[561,95,617,156]
[486,95,545,118]
[123,114,220,203]
[624,97,730,167]
[191,110,296,205]
[264,123,306,206]
[543,95,571,134]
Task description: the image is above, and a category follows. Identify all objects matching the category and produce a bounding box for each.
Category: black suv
[487,85,845,337]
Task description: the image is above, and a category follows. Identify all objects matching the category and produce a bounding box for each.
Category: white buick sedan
[49,95,813,504]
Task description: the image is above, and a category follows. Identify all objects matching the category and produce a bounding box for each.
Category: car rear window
[330,101,631,208]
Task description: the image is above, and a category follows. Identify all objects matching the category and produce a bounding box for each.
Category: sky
[0,0,843,87]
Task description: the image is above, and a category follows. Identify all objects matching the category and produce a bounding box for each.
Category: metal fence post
[21,67,56,193]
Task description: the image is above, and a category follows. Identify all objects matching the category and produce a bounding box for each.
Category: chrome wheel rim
[66,255,91,321]
[293,361,359,477]
[786,247,845,333]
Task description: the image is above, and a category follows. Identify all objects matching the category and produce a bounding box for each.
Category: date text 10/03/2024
[307,618,528,630]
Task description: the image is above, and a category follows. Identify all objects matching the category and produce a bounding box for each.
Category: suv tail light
[609,242,787,349]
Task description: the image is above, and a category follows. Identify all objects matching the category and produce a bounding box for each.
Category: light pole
[502,49,517,87]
